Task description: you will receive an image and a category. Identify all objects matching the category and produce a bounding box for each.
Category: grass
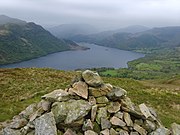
[0,68,179,128]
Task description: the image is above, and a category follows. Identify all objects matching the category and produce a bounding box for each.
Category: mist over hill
[69,26,180,50]
[48,24,99,39]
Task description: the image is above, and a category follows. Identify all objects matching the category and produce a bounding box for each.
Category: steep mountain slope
[48,23,99,39]
[71,26,180,50]
[0,16,84,65]
[0,15,26,25]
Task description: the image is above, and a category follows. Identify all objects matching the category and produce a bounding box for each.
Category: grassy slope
[0,68,179,127]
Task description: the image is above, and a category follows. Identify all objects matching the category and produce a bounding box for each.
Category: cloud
[0,0,180,29]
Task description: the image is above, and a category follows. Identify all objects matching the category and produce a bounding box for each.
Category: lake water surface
[0,43,145,70]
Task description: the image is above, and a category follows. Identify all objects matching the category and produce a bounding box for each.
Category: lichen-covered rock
[52,100,91,124]
[171,123,180,135]
[82,70,103,87]
[89,85,110,98]
[96,96,109,104]
[34,112,57,135]
[9,117,28,129]
[2,127,21,135]
[96,107,107,124]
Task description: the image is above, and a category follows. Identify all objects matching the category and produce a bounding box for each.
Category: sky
[0,0,180,30]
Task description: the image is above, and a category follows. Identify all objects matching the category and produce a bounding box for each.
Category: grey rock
[34,112,57,135]
[121,107,145,120]
[2,127,21,135]
[114,112,124,119]
[149,127,170,135]
[139,103,156,121]
[82,70,103,87]
[121,97,135,110]
[130,132,139,135]
[110,116,126,127]
[37,100,51,112]
[82,119,93,131]
[19,103,37,119]
[96,96,109,104]
[107,87,127,101]
[91,105,98,122]
[29,107,45,122]
[84,130,98,135]
[109,128,118,135]
[89,96,96,105]
[89,84,112,97]
[123,112,133,127]
[52,100,91,124]
[96,107,107,124]
[101,118,111,130]
[69,81,88,99]
[143,120,156,133]
[171,123,180,135]
[42,89,71,102]
[64,128,77,135]
[107,102,121,113]
[133,123,147,135]
[9,117,28,129]
[119,130,129,135]
[100,129,110,135]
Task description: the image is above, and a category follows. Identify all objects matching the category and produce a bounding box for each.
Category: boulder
[34,112,57,135]
[82,70,103,87]
[51,100,91,124]
[9,117,28,129]
[64,128,77,135]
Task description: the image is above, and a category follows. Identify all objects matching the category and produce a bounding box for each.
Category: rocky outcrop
[1,70,179,135]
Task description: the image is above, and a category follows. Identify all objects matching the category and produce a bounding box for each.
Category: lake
[0,43,145,70]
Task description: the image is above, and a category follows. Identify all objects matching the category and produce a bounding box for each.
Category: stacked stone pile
[1,70,179,135]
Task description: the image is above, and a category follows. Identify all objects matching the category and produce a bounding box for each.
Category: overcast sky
[0,0,180,30]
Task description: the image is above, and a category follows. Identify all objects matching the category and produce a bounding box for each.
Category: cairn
[1,70,179,135]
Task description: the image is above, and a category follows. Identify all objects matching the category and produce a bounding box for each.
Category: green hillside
[72,26,180,50]
[0,68,179,128]
[0,17,84,65]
